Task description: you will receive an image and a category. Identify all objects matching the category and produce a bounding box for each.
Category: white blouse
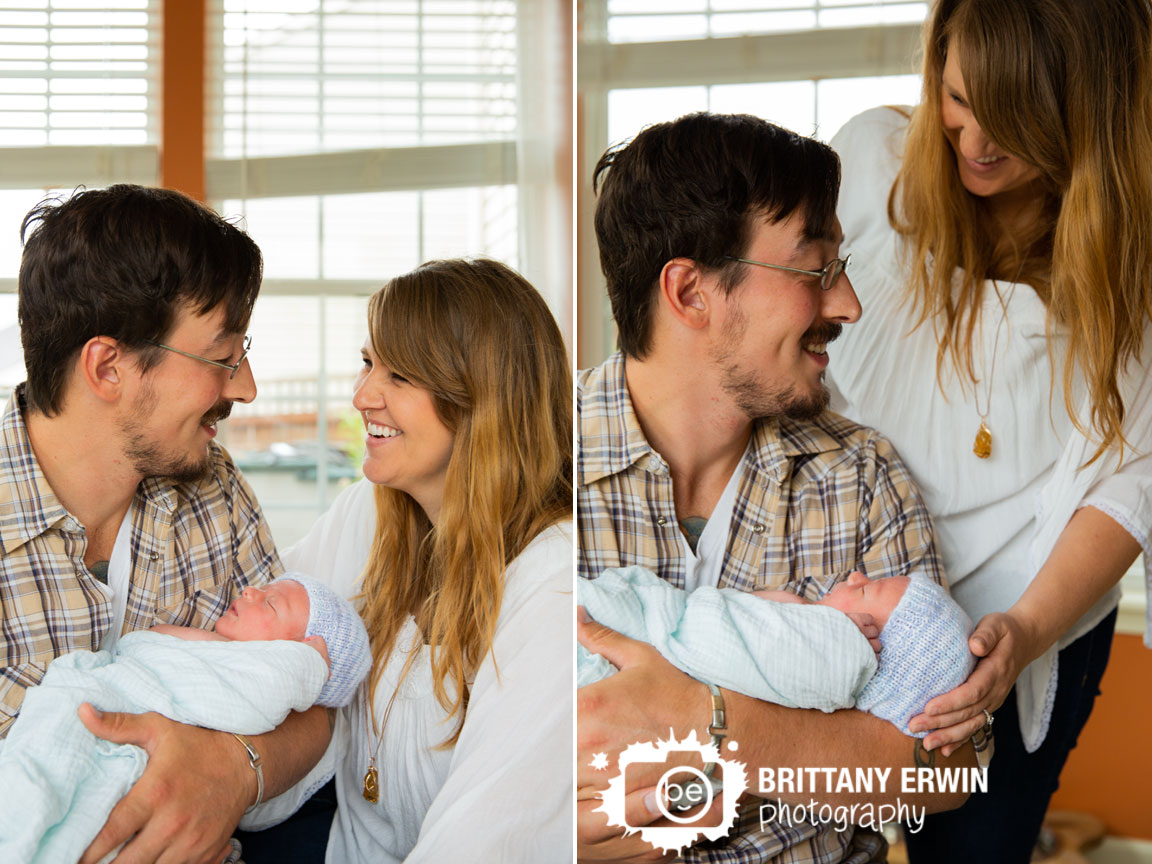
[249,479,574,863]
[827,107,1152,751]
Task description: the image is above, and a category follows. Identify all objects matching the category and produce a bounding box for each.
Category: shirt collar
[579,352,846,486]
[0,386,180,553]
[0,386,70,552]
[748,414,846,485]
[578,352,664,485]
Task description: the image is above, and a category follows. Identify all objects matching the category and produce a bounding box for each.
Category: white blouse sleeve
[1080,328,1152,558]
[830,105,909,256]
[404,522,574,863]
[1078,327,1152,645]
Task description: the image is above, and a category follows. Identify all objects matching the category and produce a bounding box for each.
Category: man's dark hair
[593,112,841,358]
[18,184,263,416]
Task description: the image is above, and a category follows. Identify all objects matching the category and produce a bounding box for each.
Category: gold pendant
[363,766,379,803]
[973,421,992,459]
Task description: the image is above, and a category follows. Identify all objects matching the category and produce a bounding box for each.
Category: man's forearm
[245,704,333,800]
[720,689,975,812]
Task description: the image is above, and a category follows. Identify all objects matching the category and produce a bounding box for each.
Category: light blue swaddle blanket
[578,566,878,711]
[579,567,977,736]
[0,630,329,864]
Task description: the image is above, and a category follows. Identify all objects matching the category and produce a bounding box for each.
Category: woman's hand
[305,635,331,669]
[908,611,1037,756]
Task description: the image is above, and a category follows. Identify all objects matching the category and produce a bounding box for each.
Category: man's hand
[577,608,711,862]
[908,610,1033,755]
[577,607,711,788]
[576,785,675,864]
[78,704,251,864]
[576,782,729,863]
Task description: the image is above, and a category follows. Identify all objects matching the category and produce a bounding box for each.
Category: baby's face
[214,579,309,642]
[817,573,909,631]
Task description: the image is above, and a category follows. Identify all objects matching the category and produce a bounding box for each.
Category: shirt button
[752,524,765,534]
[149,552,160,562]
[656,516,668,527]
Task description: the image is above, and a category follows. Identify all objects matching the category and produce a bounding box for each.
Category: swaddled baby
[578,567,976,736]
[154,572,370,707]
[0,573,371,864]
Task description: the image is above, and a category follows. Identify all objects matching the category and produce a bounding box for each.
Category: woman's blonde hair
[358,258,572,744]
[891,0,1152,460]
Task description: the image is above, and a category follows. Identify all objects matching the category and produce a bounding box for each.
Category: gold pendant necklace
[973,420,992,459]
[363,684,399,803]
[362,765,379,803]
[972,277,1019,459]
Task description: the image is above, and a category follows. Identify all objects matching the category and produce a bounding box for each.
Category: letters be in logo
[596,730,748,855]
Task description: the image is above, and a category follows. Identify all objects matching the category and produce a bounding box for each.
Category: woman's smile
[366,420,402,439]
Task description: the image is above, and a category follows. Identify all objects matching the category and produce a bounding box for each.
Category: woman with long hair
[827,0,1152,858]
[258,257,572,861]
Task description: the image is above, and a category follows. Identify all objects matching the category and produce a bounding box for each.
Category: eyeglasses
[725,252,851,292]
[147,334,252,379]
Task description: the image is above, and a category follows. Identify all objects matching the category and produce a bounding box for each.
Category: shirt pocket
[774,572,853,601]
[155,566,237,629]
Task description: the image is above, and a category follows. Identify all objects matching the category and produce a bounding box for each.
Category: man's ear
[78,337,127,403]
[658,257,711,332]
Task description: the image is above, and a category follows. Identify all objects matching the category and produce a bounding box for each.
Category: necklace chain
[362,682,399,803]
[975,278,1018,420]
[971,263,1024,459]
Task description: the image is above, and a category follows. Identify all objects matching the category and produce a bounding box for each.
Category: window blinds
[0,0,159,147]
[209,0,518,161]
[594,0,927,42]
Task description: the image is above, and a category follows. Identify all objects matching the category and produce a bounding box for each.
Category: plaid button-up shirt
[0,388,282,736]
[578,353,943,864]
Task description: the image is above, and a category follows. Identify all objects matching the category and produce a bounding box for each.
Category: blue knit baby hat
[275,573,371,708]
[855,573,977,736]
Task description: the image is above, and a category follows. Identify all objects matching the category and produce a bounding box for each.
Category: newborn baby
[0,573,371,864]
[155,574,362,690]
[578,567,976,736]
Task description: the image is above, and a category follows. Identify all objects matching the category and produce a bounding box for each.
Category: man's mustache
[803,322,842,345]
[201,401,233,426]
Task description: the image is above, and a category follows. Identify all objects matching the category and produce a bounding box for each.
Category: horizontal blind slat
[0,0,158,148]
[209,0,518,159]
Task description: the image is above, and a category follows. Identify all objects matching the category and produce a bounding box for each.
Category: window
[212,0,517,157]
[0,0,158,147]
[0,0,162,394]
[600,0,928,43]
[210,1,569,546]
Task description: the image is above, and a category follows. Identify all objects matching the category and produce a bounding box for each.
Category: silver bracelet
[702,683,727,778]
[232,733,264,810]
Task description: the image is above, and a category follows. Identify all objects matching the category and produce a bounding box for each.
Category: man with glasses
[0,185,328,863]
[577,113,975,863]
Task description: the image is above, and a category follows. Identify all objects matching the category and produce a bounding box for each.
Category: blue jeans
[232,778,336,864]
[903,608,1117,864]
